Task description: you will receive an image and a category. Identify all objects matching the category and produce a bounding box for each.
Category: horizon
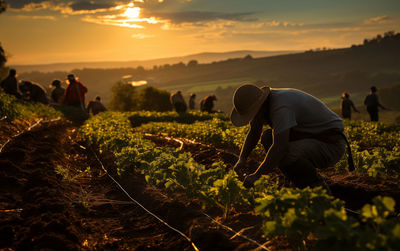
[9,49,300,67]
[1,0,399,65]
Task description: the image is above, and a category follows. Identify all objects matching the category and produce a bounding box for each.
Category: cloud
[9,0,117,14]
[81,14,161,29]
[131,33,155,39]
[8,0,48,9]
[364,15,391,24]
[16,14,56,20]
[69,1,114,11]
[152,11,258,24]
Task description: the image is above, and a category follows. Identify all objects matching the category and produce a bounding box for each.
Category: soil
[1,120,399,251]
[144,134,400,212]
[0,121,275,250]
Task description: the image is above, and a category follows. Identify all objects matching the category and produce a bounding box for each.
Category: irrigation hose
[143,133,362,247]
[90,142,270,250]
[0,118,63,153]
[1,119,359,249]
[202,212,270,250]
[0,119,43,153]
[345,207,360,215]
[90,147,200,251]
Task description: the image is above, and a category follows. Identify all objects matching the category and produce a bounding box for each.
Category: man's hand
[243,172,261,188]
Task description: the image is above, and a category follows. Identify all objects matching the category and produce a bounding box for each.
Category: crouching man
[231,84,348,192]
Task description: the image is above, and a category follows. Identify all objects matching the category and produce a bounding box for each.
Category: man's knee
[260,129,273,151]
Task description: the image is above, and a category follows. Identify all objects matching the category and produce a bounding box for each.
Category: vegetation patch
[0,93,62,121]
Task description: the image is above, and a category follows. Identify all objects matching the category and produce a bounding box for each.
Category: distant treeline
[7,31,400,113]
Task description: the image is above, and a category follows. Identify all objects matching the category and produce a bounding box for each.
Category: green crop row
[0,92,62,121]
[80,112,249,219]
[344,120,400,150]
[136,118,266,157]
[128,110,228,127]
[80,111,400,250]
[136,117,400,178]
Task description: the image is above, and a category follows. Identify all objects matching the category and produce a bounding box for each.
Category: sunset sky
[1,0,399,65]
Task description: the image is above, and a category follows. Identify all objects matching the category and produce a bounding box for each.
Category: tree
[0,44,5,63]
[136,86,172,111]
[187,60,198,67]
[108,81,137,111]
[0,0,7,79]
[243,54,253,60]
[108,82,172,112]
[0,0,6,14]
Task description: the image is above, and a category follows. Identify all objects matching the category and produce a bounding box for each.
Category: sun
[123,7,141,19]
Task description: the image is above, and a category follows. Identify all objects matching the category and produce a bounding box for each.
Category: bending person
[231,84,347,193]
[19,81,48,104]
[87,96,107,115]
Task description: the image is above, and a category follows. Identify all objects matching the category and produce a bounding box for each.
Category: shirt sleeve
[270,106,297,134]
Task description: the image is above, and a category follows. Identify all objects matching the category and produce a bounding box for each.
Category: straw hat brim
[230,86,270,127]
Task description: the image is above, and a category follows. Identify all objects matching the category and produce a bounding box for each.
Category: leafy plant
[209,169,250,219]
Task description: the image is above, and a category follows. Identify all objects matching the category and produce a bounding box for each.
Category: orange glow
[123,7,140,19]
[130,80,148,87]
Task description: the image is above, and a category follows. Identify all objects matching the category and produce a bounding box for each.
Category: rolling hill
[13,32,400,117]
[11,50,297,73]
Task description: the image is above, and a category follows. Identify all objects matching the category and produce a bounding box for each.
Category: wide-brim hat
[230,84,271,127]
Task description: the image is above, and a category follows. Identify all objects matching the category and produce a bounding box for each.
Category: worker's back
[87,100,106,115]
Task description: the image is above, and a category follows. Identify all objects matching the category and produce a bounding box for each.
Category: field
[1,94,400,250]
[166,78,254,93]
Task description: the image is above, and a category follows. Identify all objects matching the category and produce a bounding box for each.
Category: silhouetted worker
[19,81,48,104]
[364,86,386,122]
[340,92,359,119]
[0,68,21,98]
[232,84,351,192]
[200,95,217,113]
[87,96,107,115]
[189,93,196,110]
[63,74,88,111]
[170,91,187,113]
[50,79,65,104]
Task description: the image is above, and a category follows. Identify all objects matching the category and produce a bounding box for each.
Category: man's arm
[244,129,290,186]
[377,98,386,110]
[81,82,88,93]
[236,119,263,163]
[351,101,360,113]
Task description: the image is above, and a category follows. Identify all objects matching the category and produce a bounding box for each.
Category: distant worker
[364,86,387,122]
[87,96,107,115]
[231,84,352,192]
[63,74,88,111]
[19,81,48,104]
[340,92,359,120]
[189,93,196,110]
[0,68,21,98]
[50,79,65,104]
[200,95,217,113]
[170,91,187,113]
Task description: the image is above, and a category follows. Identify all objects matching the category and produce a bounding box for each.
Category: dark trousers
[174,102,187,113]
[367,106,379,121]
[260,129,332,192]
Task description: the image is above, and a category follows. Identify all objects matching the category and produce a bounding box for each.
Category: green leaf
[381,197,395,212]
